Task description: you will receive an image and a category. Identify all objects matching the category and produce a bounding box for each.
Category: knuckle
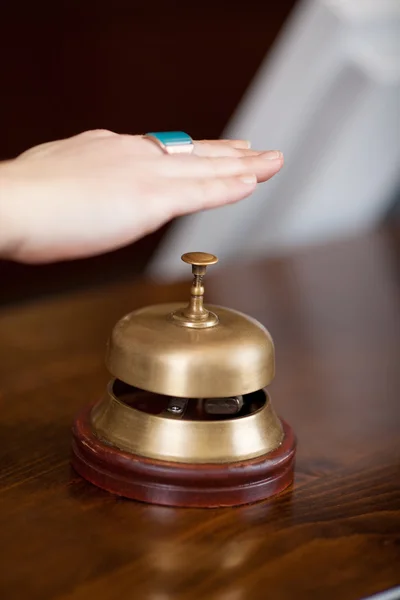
[204,156,239,177]
[87,128,115,137]
[229,147,243,157]
[204,156,219,177]
[217,145,242,157]
[201,177,231,204]
[77,129,115,141]
[117,134,142,153]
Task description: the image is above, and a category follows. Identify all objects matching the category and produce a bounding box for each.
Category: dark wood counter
[0,227,399,600]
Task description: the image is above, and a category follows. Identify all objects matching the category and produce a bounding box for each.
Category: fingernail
[239,174,257,185]
[261,150,283,160]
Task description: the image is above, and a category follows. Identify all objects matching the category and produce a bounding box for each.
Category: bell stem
[169,252,219,328]
[185,266,208,319]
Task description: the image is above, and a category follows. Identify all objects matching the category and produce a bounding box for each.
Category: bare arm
[0,130,283,264]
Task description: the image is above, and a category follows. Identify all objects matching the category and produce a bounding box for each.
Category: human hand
[0,130,283,263]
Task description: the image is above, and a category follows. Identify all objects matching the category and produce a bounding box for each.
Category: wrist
[0,159,24,260]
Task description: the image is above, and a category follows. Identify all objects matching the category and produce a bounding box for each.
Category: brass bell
[71,252,296,507]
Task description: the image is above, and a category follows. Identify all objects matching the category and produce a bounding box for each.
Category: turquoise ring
[143,131,194,155]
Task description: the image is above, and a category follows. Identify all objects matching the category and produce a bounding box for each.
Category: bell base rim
[71,402,296,508]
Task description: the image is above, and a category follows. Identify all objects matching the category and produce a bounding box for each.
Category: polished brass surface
[170,252,219,329]
[91,382,284,464]
[106,250,275,398]
[181,252,218,266]
[106,302,275,397]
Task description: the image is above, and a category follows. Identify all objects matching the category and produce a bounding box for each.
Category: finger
[151,152,284,183]
[77,129,116,139]
[200,139,251,149]
[194,141,282,157]
[162,174,258,219]
[193,141,256,157]
[130,134,260,158]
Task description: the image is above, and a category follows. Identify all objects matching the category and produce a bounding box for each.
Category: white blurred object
[148,0,400,281]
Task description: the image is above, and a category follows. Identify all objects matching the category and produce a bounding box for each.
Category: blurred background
[1,0,399,303]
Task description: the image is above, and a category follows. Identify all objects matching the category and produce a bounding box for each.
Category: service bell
[71,252,296,507]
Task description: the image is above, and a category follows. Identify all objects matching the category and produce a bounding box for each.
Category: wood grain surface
[0,226,399,600]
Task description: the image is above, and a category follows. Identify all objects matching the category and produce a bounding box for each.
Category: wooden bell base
[71,403,296,508]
